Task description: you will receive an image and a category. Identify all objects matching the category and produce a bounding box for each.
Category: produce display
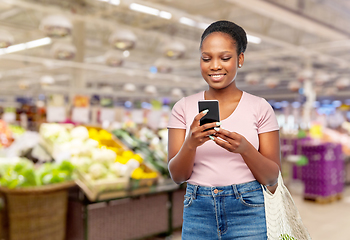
[112,127,169,177]
[0,121,168,200]
[39,123,160,197]
[0,120,14,148]
[0,158,75,189]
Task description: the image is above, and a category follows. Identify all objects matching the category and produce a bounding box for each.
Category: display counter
[66,179,185,240]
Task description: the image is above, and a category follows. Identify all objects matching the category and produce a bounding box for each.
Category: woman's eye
[202,58,210,62]
[222,57,231,61]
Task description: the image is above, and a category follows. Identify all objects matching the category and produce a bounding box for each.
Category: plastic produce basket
[0,181,75,240]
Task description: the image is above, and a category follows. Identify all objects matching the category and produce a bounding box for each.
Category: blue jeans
[182,181,267,240]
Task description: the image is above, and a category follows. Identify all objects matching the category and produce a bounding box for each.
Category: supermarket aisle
[293,186,350,240]
[149,186,350,240]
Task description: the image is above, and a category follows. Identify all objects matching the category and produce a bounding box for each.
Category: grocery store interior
[0,0,350,239]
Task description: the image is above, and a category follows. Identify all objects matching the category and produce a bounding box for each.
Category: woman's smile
[209,73,226,82]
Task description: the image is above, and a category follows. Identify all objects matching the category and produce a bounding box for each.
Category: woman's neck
[205,85,242,103]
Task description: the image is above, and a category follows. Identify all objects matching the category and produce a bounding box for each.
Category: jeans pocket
[239,188,264,208]
[183,194,193,208]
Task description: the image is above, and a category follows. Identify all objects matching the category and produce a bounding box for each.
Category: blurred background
[0,0,349,240]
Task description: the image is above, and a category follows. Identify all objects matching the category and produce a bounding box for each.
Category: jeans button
[213,189,218,194]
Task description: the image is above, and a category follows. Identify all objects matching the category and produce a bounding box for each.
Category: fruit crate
[75,170,130,201]
[130,163,159,190]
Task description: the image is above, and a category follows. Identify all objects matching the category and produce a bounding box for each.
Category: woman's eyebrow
[201,51,233,54]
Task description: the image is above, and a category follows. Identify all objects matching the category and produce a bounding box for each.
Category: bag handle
[261,171,283,197]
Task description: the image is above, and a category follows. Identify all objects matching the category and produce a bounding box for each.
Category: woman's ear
[238,53,244,68]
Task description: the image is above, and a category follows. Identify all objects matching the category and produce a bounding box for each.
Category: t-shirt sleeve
[257,98,280,134]
[167,97,187,129]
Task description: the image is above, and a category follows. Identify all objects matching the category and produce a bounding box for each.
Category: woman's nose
[210,59,222,70]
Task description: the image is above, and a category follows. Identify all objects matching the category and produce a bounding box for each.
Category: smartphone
[198,100,220,130]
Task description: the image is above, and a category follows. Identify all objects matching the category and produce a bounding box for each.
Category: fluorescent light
[3,43,26,53]
[0,37,52,55]
[197,22,209,30]
[179,17,196,27]
[97,0,120,5]
[26,37,52,49]
[159,11,172,19]
[247,34,261,44]
[129,3,159,16]
[110,0,120,5]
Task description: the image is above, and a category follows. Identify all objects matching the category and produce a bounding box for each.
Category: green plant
[280,234,297,240]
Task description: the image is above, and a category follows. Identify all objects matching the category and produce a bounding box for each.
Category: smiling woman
[167,20,281,239]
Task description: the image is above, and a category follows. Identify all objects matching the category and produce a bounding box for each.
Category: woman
[167,20,281,239]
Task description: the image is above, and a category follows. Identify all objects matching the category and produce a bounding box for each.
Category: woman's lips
[209,74,225,81]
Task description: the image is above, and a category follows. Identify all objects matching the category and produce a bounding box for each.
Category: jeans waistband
[186,180,262,199]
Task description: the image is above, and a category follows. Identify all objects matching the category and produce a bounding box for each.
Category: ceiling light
[123,83,136,92]
[179,17,196,27]
[244,73,260,85]
[197,22,210,29]
[288,81,301,92]
[162,41,186,59]
[335,77,350,90]
[109,29,137,50]
[39,15,72,37]
[264,77,280,89]
[171,88,183,98]
[40,75,55,85]
[314,71,330,85]
[154,58,173,73]
[2,43,26,54]
[144,85,157,95]
[110,0,120,5]
[247,34,261,44]
[123,50,130,57]
[105,50,123,67]
[297,69,313,82]
[0,37,51,55]
[0,30,14,48]
[51,42,76,60]
[129,3,159,16]
[26,37,52,49]
[159,11,172,19]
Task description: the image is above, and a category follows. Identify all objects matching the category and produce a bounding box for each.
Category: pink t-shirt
[167,91,280,186]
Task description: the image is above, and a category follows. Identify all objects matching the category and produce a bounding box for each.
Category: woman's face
[200,32,244,90]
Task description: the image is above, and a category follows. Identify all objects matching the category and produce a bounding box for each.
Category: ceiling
[0,0,350,104]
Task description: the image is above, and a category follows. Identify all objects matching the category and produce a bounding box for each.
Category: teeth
[211,74,223,80]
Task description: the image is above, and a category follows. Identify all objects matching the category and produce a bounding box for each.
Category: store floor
[147,185,350,240]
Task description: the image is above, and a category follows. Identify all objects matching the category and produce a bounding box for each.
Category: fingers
[194,109,209,123]
[202,121,221,132]
[208,134,233,152]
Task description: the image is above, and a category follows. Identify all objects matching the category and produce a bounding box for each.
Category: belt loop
[192,185,198,200]
[232,184,239,199]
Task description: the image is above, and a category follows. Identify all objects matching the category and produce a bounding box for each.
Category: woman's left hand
[211,127,251,154]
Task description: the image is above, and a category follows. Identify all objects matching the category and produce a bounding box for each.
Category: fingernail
[214,127,220,131]
[202,109,209,114]
[216,122,221,126]
[209,135,214,140]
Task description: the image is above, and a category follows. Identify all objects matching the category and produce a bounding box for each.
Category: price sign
[100,108,115,123]
[72,107,90,123]
[47,106,67,122]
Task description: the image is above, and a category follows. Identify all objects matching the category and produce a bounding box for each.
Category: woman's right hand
[186,110,219,149]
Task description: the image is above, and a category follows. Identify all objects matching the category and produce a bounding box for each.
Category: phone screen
[198,100,220,130]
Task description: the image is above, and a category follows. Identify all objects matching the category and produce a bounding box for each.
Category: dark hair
[200,20,247,55]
